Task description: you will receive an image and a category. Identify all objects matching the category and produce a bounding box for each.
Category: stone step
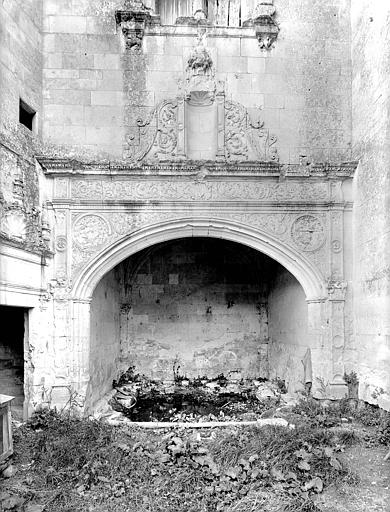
[0,376,23,384]
[0,385,24,395]
[10,397,25,406]
[0,360,14,369]
[0,369,23,377]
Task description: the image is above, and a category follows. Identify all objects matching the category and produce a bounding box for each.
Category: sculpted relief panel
[122,28,279,163]
[70,210,329,279]
[70,179,329,203]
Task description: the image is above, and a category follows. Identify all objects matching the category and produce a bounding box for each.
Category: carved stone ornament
[1,210,26,240]
[56,236,67,252]
[123,30,279,164]
[72,214,111,249]
[243,1,279,50]
[327,279,347,300]
[115,5,159,51]
[291,215,325,252]
[13,175,24,201]
[187,31,213,75]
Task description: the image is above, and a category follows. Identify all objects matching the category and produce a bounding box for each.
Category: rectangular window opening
[19,99,36,131]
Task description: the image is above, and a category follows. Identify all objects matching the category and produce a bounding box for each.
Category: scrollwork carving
[71,179,329,203]
[124,99,178,161]
[225,101,279,162]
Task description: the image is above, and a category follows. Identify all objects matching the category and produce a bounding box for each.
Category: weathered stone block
[252,74,286,94]
[44,0,73,16]
[45,124,86,144]
[62,53,94,69]
[218,56,248,73]
[85,126,122,145]
[264,94,285,109]
[84,106,122,126]
[44,89,91,105]
[247,57,266,74]
[79,69,103,80]
[48,15,87,34]
[94,53,121,70]
[226,73,252,94]
[43,69,79,79]
[216,37,240,57]
[86,35,119,54]
[44,52,63,68]
[91,91,123,106]
[54,34,89,53]
[99,70,123,91]
[147,54,184,72]
[240,38,261,58]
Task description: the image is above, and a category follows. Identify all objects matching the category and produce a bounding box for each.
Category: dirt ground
[316,444,390,512]
[1,398,390,512]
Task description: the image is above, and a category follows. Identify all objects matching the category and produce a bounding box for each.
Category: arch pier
[35,159,355,413]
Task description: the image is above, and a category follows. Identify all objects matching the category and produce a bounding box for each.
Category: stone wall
[0,0,47,270]
[41,0,352,164]
[0,0,42,134]
[351,0,390,409]
[118,238,273,381]
[89,269,121,407]
[268,267,309,392]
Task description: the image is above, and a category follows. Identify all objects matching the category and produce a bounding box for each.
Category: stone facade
[0,0,389,415]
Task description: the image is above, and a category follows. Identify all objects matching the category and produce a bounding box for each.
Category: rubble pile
[108,367,296,423]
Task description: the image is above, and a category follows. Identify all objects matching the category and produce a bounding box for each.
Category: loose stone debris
[94,366,298,427]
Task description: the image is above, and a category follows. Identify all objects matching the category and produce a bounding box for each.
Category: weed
[9,409,352,512]
[343,371,358,386]
[353,402,382,427]
[272,377,288,394]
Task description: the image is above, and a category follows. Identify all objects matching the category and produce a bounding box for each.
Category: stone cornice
[36,157,358,179]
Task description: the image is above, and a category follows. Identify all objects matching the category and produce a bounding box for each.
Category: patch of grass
[4,407,363,512]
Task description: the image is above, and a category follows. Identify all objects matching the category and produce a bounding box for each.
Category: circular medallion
[73,214,111,249]
[331,240,342,253]
[55,236,67,252]
[291,215,325,252]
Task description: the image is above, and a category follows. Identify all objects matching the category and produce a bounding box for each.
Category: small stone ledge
[102,415,292,429]
[115,9,275,43]
[37,157,358,179]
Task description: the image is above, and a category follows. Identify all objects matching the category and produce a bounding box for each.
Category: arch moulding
[72,217,326,302]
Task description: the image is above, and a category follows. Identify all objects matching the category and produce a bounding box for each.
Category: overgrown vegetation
[2,397,390,512]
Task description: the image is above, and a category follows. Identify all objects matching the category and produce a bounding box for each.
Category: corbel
[115,3,160,51]
[243,1,279,51]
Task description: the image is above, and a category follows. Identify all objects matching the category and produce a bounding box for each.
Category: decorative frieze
[37,157,358,179]
[67,178,330,203]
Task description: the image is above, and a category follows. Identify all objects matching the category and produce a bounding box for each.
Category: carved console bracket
[115,4,160,51]
[243,1,279,50]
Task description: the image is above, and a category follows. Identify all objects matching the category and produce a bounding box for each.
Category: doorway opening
[0,306,28,420]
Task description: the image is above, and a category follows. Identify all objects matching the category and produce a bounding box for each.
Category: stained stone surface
[0,0,388,415]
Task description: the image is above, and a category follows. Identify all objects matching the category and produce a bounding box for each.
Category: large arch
[70,217,330,412]
[72,217,326,302]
